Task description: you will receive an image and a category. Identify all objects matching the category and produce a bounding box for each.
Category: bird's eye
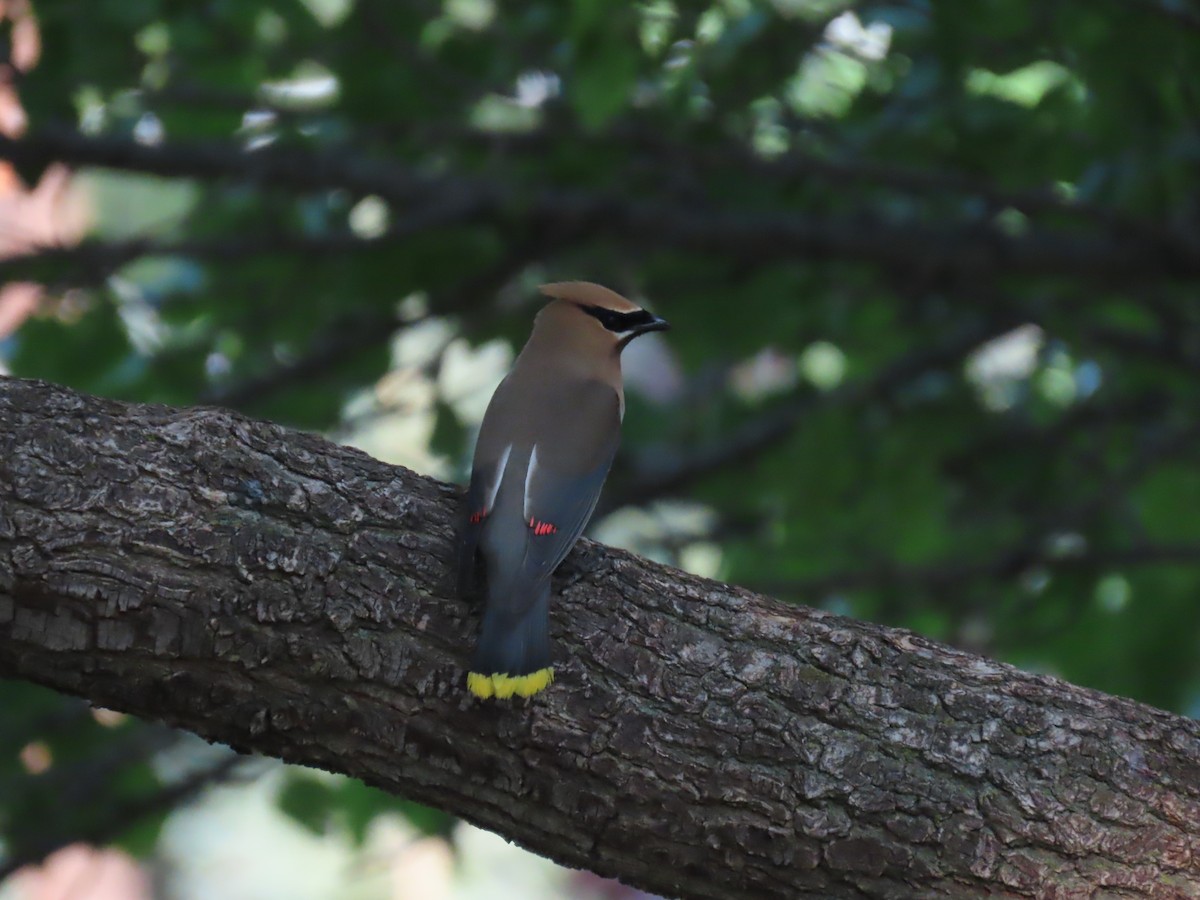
[582,305,654,333]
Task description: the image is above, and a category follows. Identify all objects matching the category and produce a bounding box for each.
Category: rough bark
[1,375,1198,899]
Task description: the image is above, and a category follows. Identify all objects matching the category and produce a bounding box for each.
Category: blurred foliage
[278,770,452,845]
[3,0,1200,877]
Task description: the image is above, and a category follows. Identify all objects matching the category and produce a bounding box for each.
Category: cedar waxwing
[458,282,670,699]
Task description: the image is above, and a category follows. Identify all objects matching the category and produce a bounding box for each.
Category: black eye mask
[581,305,658,333]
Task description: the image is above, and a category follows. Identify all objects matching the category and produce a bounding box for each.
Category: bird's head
[538,281,670,350]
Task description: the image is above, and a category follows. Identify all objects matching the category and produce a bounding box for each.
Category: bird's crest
[539,281,640,313]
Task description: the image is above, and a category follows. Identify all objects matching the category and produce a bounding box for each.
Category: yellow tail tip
[467,668,554,700]
[466,672,495,699]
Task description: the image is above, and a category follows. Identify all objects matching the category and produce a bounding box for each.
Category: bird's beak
[632,314,670,338]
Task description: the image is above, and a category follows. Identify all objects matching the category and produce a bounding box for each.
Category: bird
[458,281,670,699]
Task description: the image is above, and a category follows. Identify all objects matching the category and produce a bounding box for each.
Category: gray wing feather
[519,447,617,584]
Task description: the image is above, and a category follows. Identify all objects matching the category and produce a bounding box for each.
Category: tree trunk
[1,375,1197,899]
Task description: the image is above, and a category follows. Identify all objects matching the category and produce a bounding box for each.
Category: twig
[750,541,1200,600]
[603,320,1011,511]
[0,753,251,881]
[3,127,1199,284]
[204,231,551,409]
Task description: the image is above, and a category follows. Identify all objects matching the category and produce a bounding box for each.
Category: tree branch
[1,376,1199,898]
[605,321,1005,512]
[457,118,1167,240]
[0,751,249,880]
[3,127,1200,284]
[202,228,551,410]
[0,208,480,289]
[752,540,1200,600]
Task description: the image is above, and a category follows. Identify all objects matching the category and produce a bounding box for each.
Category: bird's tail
[467,579,553,700]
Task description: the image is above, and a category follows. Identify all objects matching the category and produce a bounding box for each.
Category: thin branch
[0,125,447,206]
[0,189,496,301]
[0,232,395,288]
[0,725,176,811]
[3,127,1200,284]
[942,393,1172,478]
[1114,0,1200,32]
[203,230,551,410]
[464,119,1167,241]
[751,540,1200,600]
[604,320,1008,512]
[0,753,251,880]
[759,412,1200,609]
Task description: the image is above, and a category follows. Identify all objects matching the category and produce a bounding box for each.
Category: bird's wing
[516,380,622,585]
[457,379,516,598]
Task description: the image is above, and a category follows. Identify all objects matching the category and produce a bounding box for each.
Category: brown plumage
[459,281,669,699]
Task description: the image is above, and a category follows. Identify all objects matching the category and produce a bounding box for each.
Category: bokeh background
[2,0,1199,896]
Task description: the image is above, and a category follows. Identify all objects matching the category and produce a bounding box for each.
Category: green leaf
[570,45,639,129]
[277,775,340,836]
